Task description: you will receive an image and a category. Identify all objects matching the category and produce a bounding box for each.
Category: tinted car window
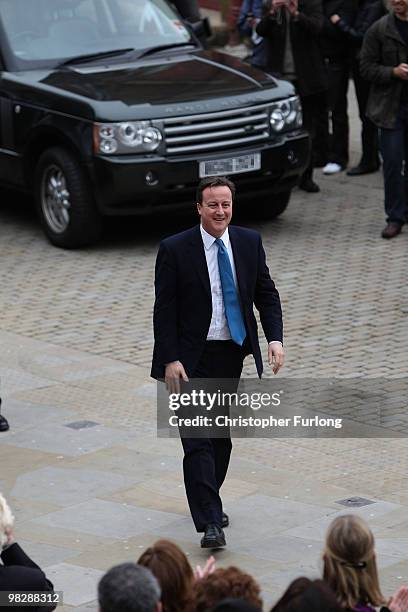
[0,0,191,69]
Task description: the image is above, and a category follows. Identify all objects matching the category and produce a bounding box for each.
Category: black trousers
[352,55,380,167]
[300,92,328,181]
[315,58,350,167]
[180,340,245,532]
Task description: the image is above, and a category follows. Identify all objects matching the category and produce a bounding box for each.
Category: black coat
[0,543,56,612]
[320,0,357,59]
[334,0,385,53]
[256,0,327,97]
[151,225,283,380]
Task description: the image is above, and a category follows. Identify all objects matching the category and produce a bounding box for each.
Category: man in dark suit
[0,527,56,611]
[151,176,284,548]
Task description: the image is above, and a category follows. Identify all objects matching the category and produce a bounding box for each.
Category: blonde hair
[323,514,385,610]
[0,493,14,548]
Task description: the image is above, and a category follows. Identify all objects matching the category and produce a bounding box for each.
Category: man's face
[197,185,233,238]
[392,0,408,17]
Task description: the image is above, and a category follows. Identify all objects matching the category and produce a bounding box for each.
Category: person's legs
[181,341,244,532]
[299,93,326,190]
[380,110,406,235]
[350,57,380,171]
[327,59,349,168]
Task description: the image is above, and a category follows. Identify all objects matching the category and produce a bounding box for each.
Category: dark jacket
[360,14,407,128]
[151,225,283,380]
[0,543,56,612]
[256,0,327,97]
[320,0,357,60]
[333,0,385,53]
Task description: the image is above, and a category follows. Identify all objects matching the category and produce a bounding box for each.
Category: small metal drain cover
[64,420,99,430]
[335,497,375,508]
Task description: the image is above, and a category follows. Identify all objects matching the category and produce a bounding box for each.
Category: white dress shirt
[200,224,283,348]
[200,225,235,340]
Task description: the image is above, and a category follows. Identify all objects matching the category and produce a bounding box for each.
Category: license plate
[199,153,261,178]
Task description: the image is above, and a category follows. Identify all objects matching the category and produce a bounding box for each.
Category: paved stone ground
[0,85,407,610]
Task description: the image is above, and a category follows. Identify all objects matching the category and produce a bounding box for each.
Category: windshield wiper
[57,48,135,67]
[136,42,196,59]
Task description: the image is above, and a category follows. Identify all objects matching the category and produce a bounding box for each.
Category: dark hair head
[138,539,194,612]
[196,176,236,204]
[271,578,342,612]
[193,566,263,612]
[212,598,261,611]
[98,562,161,612]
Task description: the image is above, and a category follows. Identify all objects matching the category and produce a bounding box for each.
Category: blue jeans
[380,104,408,225]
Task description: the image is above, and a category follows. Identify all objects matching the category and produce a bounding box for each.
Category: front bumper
[88,130,310,216]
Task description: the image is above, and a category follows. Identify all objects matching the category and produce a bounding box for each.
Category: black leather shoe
[299,178,320,193]
[347,163,380,176]
[201,524,226,548]
[222,512,229,528]
[0,414,9,432]
[381,222,402,239]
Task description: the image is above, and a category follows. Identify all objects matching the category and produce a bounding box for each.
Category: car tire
[35,147,102,249]
[251,190,291,221]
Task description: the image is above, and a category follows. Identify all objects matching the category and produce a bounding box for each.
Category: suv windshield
[0,0,193,70]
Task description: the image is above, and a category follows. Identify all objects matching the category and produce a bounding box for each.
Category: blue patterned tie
[215,238,246,346]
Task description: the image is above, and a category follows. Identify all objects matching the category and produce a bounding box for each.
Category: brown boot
[381,223,402,239]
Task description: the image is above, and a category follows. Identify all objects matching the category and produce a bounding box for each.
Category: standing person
[238,0,268,70]
[151,176,284,548]
[360,0,408,238]
[319,0,356,175]
[330,0,385,175]
[256,0,327,193]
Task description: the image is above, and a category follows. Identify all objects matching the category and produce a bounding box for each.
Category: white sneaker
[323,162,343,175]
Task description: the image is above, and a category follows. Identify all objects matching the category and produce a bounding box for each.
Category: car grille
[162,103,271,155]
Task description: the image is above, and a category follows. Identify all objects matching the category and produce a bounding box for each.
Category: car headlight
[269,96,303,133]
[93,121,162,155]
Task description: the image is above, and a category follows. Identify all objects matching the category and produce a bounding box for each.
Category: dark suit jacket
[0,543,56,612]
[151,225,283,379]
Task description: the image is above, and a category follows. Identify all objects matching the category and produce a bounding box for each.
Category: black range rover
[0,0,310,248]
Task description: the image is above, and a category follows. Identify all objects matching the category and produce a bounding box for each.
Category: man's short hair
[98,563,161,612]
[196,176,236,204]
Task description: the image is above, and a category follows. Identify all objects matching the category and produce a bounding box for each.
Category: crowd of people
[1,492,408,612]
[238,0,408,239]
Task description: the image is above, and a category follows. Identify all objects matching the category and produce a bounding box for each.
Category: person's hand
[194,556,216,580]
[388,586,408,612]
[4,527,14,548]
[288,0,298,17]
[268,342,285,374]
[393,64,408,80]
[330,14,341,23]
[165,360,189,394]
[271,0,289,14]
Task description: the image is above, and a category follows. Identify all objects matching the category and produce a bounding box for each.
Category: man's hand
[165,360,189,394]
[271,0,289,14]
[288,0,298,17]
[388,586,408,612]
[393,64,408,80]
[268,342,285,375]
[330,14,341,23]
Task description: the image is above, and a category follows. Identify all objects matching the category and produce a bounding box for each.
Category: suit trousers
[180,340,245,532]
[380,103,408,225]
